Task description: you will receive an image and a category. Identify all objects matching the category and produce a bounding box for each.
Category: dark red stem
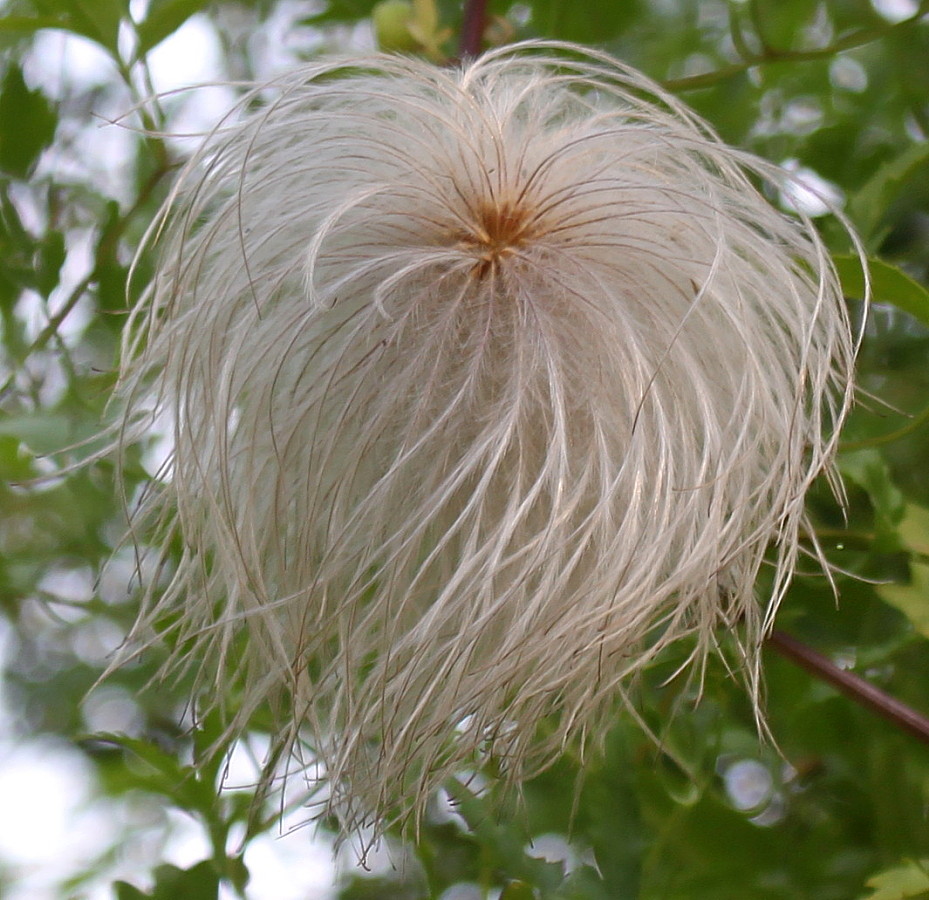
[768,629,929,747]
[459,0,488,59]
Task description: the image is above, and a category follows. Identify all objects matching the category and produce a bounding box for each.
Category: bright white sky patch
[242,832,337,900]
[0,739,117,899]
[779,159,844,217]
[26,31,116,98]
[830,57,868,93]
[871,0,919,22]
[145,14,237,153]
[146,14,226,92]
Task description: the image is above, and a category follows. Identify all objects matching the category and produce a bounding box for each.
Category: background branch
[664,1,929,92]
[768,629,929,747]
[459,0,487,58]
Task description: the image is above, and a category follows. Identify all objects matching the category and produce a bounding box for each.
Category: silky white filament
[114,41,861,838]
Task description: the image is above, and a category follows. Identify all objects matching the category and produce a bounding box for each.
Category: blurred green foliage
[0,0,928,897]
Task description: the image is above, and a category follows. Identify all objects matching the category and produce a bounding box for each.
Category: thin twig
[840,398,929,451]
[459,0,487,59]
[27,161,171,355]
[767,629,929,747]
[665,0,929,92]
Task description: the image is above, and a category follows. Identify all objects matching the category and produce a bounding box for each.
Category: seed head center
[459,198,539,271]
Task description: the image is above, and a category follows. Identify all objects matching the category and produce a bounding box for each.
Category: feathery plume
[115,42,861,838]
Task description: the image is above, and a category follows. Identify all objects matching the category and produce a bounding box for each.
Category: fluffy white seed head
[115,42,860,839]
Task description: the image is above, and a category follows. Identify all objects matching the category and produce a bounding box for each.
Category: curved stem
[840,399,929,451]
[767,629,929,747]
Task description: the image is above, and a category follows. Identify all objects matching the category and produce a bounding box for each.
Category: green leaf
[749,0,823,51]
[897,504,929,558]
[850,142,929,245]
[0,183,37,306]
[113,862,220,900]
[0,413,75,454]
[861,860,929,900]
[302,0,378,24]
[500,881,537,900]
[86,733,216,815]
[135,0,212,58]
[36,230,66,295]
[0,65,57,177]
[114,881,150,900]
[442,780,565,891]
[833,254,929,327]
[877,561,929,640]
[0,435,37,480]
[534,0,642,44]
[151,861,220,900]
[839,448,906,532]
[69,0,126,51]
[0,183,32,252]
[29,0,126,52]
[0,14,68,33]
[372,0,418,53]
[553,865,611,900]
[876,504,929,638]
[0,411,108,457]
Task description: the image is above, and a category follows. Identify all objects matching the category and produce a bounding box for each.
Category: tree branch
[664,1,929,92]
[767,629,929,747]
[459,0,487,59]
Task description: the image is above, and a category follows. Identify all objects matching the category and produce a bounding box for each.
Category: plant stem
[840,398,929,451]
[459,0,487,59]
[665,0,929,92]
[767,629,929,747]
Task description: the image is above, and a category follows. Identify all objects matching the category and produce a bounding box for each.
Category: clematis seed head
[113,41,863,841]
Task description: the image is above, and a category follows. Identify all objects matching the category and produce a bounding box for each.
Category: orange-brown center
[457,198,540,275]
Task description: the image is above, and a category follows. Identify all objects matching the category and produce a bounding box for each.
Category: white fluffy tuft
[115,42,861,838]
